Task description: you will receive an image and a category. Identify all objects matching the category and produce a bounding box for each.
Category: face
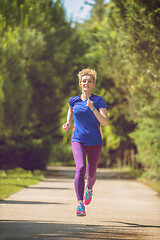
[79,75,95,92]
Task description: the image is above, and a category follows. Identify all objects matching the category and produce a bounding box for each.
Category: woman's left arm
[87,99,108,127]
[93,108,108,127]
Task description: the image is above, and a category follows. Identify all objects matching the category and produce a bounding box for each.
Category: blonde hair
[77,69,97,84]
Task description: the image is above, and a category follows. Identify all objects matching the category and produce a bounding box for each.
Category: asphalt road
[0,167,160,240]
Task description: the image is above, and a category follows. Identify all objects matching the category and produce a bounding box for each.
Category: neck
[81,92,92,101]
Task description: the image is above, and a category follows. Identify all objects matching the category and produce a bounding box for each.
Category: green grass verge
[0,168,44,200]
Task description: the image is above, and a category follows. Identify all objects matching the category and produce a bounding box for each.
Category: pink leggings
[72,142,102,201]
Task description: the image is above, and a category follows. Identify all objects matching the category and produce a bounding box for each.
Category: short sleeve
[97,97,108,110]
[69,97,74,110]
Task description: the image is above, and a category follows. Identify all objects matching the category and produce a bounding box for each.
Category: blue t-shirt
[69,93,108,146]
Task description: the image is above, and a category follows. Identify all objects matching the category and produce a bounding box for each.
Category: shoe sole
[76,212,86,216]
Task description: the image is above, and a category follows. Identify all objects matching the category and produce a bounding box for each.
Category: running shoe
[76,202,86,216]
[84,185,93,205]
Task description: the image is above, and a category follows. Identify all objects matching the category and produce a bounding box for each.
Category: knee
[88,172,96,179]
[77,164,86,176]
[87,166,97,179]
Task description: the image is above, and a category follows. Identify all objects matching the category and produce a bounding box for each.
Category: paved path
[0,167,160,240]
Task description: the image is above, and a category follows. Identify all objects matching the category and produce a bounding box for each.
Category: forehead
[82,75,93,81]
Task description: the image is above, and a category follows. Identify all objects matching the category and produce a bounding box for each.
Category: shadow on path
[0,200,67,205]
[28,186,71,190]
[104,221,160,229]
[0,220,147,240]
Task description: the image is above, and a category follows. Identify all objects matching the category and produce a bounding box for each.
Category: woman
[63,69,108,216]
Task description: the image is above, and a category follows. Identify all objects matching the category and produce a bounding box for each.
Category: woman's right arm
[63,107,74,131]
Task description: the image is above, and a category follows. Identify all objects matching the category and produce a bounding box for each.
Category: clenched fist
[63,122,70,131]
[86,98,94,111]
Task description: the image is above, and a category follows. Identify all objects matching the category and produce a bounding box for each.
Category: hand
[86,98,94,111]
[63,122,70,131]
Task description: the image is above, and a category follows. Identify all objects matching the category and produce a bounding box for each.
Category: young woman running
[63,69,108,216]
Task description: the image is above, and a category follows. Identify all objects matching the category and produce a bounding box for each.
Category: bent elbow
[102,121,108,127]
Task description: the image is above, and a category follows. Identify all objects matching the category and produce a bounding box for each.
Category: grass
[0,168,44,200]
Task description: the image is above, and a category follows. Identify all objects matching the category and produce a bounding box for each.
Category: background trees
[66,0,160,174]
[0,0,159,176]
[0,0,89,169]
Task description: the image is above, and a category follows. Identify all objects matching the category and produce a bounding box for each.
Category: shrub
[49,144,74,166]
[0,137,51,170]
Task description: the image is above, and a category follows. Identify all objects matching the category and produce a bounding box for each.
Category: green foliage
[0,0,159,174]
[49,144,74,166]
[79,1,136,139]
[1,27,34,137]
[77,0,160,172]
[0,137,51,170]
[102,125,120,151]
[0,168,44,200]
[0,0,89,169]
[130,116,160,174]
[0,75,4,135]
[113,0,160,174]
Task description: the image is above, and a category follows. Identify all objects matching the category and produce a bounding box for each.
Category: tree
[78,0,160,172]
[0,0,90,169]
[113,0,160,174]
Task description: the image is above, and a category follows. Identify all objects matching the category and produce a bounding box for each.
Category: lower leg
[72,142,86,201]
[74,174,85,201]
[86,145,102,190]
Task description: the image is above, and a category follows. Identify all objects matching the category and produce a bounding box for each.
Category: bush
[0,137,51,170]
[49,144,74,166]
